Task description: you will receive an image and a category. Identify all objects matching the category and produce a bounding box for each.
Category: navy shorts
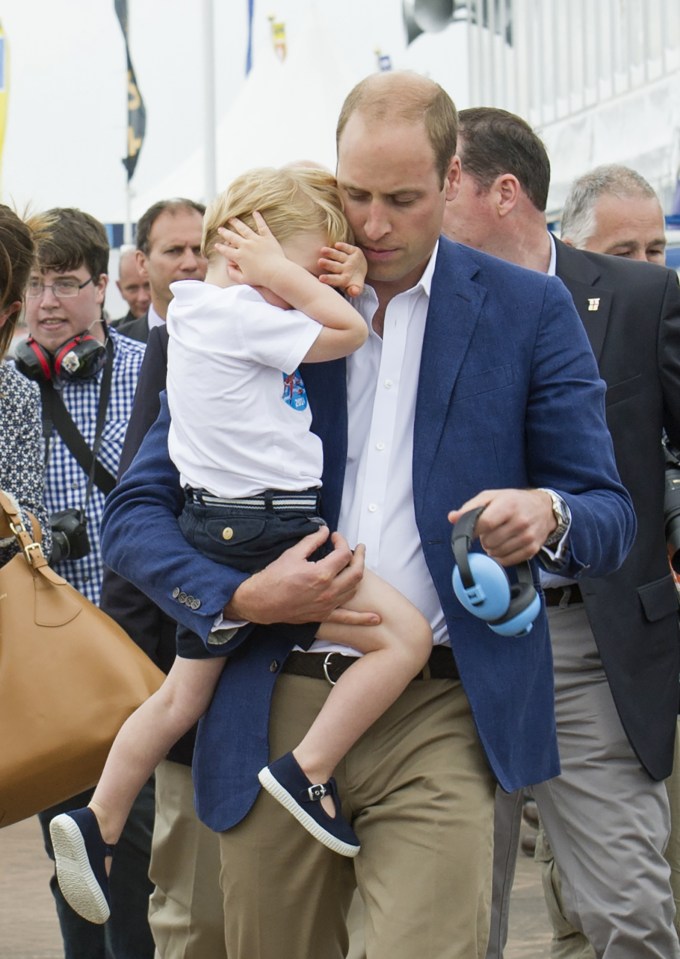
[176,487,330,659]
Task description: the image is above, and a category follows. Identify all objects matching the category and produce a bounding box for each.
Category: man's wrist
[537,488,571,546]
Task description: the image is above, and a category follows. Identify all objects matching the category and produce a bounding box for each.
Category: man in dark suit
[115,199,206,343]
[100,232,225,955]
[101,73,634,959]
[444,107,680,959]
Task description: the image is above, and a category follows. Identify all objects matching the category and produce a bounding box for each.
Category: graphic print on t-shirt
[282,369,309,411]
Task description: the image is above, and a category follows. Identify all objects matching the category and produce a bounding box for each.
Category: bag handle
[0,489,47,571]
[0,488,84,626]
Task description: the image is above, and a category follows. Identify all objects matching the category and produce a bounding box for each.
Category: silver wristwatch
[538,488,570,546]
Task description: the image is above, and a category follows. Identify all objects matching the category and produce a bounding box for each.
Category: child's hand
[214,211,286,286]
[318,242,367,298]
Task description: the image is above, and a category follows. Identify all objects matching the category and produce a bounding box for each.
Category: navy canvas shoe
[49,807,114,924]
[258,752,360,857]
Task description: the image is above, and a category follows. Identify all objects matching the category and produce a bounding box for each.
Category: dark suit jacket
[555,239,680,780]
[98,324,192,762]
[113,311,150,344]
[101,238,635,831]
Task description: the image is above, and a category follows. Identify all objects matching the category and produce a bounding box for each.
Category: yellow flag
[0,20,9,198]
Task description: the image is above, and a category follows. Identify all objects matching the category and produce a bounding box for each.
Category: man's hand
[448,488,556,566]
[223,527,377,625]
[318,242,367,298]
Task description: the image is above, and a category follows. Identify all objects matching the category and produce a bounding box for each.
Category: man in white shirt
[101,73,635,959]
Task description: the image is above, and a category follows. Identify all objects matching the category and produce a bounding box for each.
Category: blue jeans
[38,780,155,959]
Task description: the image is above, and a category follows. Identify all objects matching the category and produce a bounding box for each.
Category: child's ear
[227,262,243,284]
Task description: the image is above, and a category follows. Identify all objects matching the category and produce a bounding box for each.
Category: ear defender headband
[451,506,541,637]
[15,332,107,384]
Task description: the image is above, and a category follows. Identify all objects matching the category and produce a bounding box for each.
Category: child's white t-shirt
[166,280,324,499]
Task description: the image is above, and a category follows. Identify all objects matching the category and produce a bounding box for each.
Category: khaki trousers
[217,671,496,959]
[149,760,226,959]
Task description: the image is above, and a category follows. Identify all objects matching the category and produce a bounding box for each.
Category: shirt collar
[148,302,165,329]
[547,232,557,277]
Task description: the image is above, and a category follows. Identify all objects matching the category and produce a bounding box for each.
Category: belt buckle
[322,652,340,687]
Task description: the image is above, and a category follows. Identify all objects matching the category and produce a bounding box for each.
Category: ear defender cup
[451,506,541,637]
[14,337,54,382]
[53,334,107,381]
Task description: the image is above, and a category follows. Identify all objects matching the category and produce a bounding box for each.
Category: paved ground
[0,816,551,957]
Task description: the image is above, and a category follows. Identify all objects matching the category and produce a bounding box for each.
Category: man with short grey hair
[561,164,666,264]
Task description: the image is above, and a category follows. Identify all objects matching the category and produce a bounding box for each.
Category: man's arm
[450,275,636,576]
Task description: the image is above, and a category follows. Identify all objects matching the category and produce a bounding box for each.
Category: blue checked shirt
[44,327,145,603]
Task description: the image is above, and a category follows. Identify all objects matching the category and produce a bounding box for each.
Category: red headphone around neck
[14,330,108,384]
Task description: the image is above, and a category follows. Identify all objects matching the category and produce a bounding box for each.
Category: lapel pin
[587,298,600,312]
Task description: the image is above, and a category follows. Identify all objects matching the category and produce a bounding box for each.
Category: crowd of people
[1,69,678,959]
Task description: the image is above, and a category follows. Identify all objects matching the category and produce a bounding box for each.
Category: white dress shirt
[310,243,448,654]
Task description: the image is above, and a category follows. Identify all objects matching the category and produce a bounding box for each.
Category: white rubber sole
[49,816,110,924]
[257,767,360,858]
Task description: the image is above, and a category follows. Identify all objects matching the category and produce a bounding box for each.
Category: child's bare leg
[292,569,432,813]
[89,656,226,846]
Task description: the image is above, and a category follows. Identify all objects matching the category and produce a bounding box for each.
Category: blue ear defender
[451,506,541,637]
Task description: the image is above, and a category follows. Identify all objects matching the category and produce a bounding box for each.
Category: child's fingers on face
[318,256,345,274]
[318,273,344,288]
[334,241,359,255]
[319,247,347,264]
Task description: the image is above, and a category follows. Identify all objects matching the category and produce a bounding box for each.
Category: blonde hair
[202,166,352,261]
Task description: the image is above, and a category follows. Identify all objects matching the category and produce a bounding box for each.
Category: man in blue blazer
[101,72,635,959]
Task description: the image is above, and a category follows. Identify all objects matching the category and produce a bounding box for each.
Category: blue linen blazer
[101,238,635,832]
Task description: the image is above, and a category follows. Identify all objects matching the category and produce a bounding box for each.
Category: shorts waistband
[184,487,321,512]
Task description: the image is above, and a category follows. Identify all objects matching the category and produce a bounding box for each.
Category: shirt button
[269,660,280,672]
[384,379,393,389]
[368,503,378,513]
[376,441,385,451]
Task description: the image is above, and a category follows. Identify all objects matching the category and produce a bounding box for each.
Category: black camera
[50,508,91,563]
[664,443,680,573]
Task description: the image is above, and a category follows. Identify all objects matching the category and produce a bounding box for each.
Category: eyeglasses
[27,277,94,299]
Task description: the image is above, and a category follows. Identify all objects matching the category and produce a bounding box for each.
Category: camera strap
[40,338,116,499]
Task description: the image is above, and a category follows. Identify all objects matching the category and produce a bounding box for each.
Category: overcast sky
[1,1,466,225]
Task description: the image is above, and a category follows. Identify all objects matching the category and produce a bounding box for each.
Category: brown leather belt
[281,644,459,686]
[543,583,583,607]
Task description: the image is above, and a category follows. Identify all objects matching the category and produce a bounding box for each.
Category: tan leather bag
[0,490,164,827]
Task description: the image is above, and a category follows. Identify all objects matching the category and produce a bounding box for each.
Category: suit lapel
[413,241,487,508]
[300,358,347,530]
[555,238,612,361]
